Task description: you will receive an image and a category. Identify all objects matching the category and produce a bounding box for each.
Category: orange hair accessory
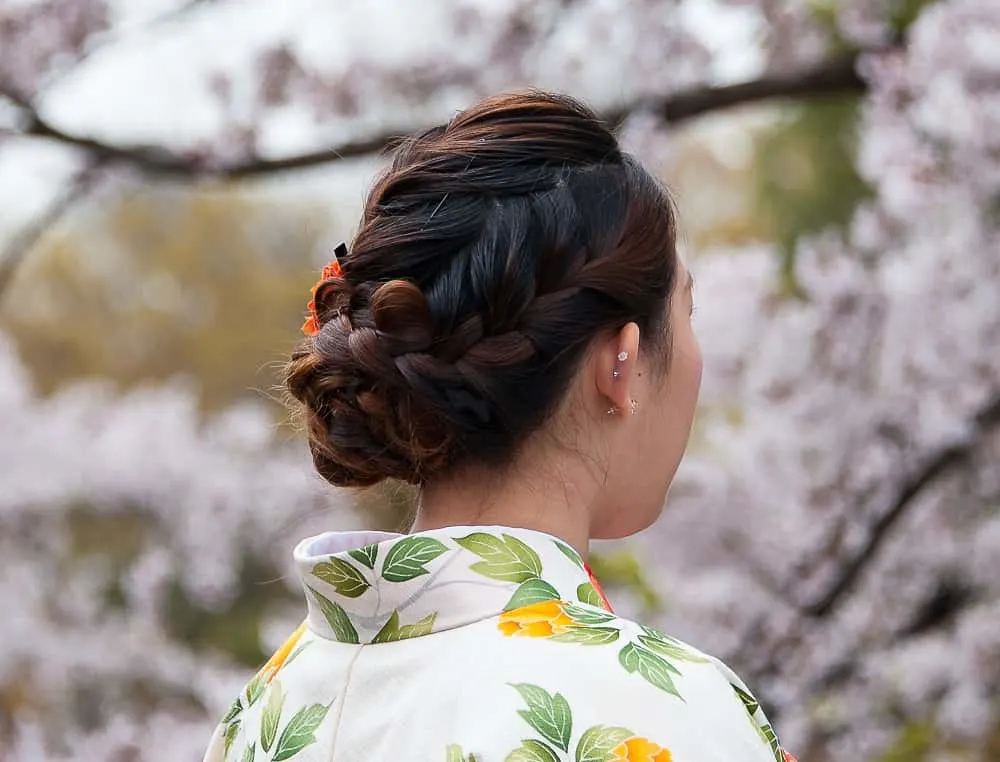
[302,243,347,336]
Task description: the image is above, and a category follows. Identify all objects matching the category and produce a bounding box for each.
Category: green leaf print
[241,744,256,762]
[638,634,709,663]
[575,726,633,762]
[307,586,359,644]
[618,643,682,698]
[260,681,284,752]
[221,697,242,724]
[312,557,370,598]
[732,683,758,713]
[348,544,378,569]
[550,626,620,646]
[381,536,449,582]
[445,745,480,762]
[638,623,664,639]
[759,720,782,762]
[732,684,784,762]
[456,533,542,583]
[506,739,560,762]
[272,702,332,761]
[576,583,603,607]
[503,579,560,611]
[510,683,572,751]
[561,603,616,626]
[639,625,709,660]
[372,610,437,643]
[553,539,585,569]
[224,719,241,755]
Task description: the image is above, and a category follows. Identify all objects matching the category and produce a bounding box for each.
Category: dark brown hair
[285,91,678,487]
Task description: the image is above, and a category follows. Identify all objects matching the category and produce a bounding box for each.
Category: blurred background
[1,1,998,760]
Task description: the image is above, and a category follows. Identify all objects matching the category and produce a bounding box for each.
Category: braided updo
[285,91,678,487]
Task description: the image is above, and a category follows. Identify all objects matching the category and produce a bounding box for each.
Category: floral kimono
[203,526,795,762]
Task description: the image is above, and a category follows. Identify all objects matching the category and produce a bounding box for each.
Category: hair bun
[284,90,678,488]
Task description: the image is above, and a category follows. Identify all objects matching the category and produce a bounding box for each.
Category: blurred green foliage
[2,187,334,411]
[751,94,871,296]
[756,0,942,296]
[809,0,941,43]
[163,555,297,667]
[876,722,934,762]
[875,715,1000,762]
[886,0,942,31]
[589,548,663,616]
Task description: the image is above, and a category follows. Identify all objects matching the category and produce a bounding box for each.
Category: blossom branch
[801,390,1000,618]
[605,50,867,126]
[2,51,872,180]
[732,390,1000,694]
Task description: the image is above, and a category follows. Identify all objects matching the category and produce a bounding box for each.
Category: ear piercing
[613,351,629,378]
[606,399,639,416]
[608,350,635,411]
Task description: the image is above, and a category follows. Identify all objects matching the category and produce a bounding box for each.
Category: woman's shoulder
[482,600,792,762]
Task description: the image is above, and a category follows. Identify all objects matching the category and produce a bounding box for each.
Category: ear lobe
[595,322,640,414]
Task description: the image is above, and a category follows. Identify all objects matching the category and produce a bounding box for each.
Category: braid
[285,91,677,487]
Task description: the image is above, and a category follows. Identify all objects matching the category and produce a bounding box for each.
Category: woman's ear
[594,322,640,415]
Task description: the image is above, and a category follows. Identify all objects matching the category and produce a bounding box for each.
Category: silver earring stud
[606,405,619,416]
[613,351,628,379]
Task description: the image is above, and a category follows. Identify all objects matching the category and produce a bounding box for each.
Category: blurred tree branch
[800,390,1000,618]
[732,388,1000,691]
[605,51,867,127]
[0,47,877,301]
[0,51,872,180]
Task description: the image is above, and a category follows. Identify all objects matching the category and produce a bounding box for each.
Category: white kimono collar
[293,525,613,644]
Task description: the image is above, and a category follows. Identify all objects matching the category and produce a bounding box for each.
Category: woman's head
[286,91,701,540]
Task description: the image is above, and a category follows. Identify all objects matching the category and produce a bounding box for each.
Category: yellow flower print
[260,621,307,682]
[611,736,673,762]
[497,601,575,638]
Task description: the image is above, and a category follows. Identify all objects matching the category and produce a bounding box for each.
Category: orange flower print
[611,736,672,762]
[782,751,798,762]
[497,601,575,638]
[260,621,307,683]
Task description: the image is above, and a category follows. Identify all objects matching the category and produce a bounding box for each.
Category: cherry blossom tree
[1,1,998,760]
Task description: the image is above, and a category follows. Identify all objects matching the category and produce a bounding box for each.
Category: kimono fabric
[203,526,796,762]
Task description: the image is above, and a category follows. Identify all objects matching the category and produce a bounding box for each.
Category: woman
[204,91,795,762]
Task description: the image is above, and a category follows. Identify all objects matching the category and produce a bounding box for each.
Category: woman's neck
[411,460,596,559]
